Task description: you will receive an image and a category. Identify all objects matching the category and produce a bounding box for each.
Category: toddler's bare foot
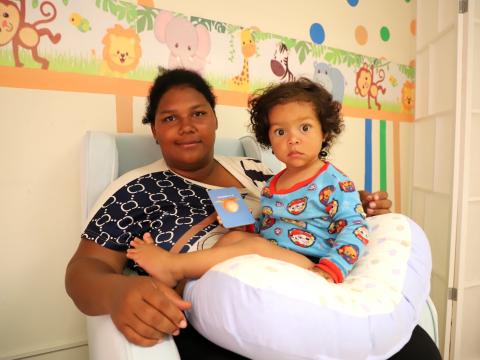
[141,232,155,245]
[127,233,182,287]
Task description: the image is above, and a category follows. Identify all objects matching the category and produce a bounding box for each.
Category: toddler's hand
[310,266,334,283]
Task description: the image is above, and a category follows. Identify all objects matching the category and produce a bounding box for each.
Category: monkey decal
[313,61,345,103]
[270,42,295,82]
[0,0,61,69]
[354,62,386,110]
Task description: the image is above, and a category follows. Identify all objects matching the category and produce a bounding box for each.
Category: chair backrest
[81,131,282,224]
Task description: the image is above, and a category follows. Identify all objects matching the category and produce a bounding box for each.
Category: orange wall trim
[0,66,414,124]
[0,67,150,97]
[0,67,250,108]
[137,0,154,7]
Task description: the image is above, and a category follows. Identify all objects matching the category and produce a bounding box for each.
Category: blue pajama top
[257,162,369,283]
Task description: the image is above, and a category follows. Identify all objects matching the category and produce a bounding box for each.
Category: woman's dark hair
[142,68,217,124]
[248,78,344,153]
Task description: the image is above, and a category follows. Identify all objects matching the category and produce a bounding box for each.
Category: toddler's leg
[232,236,314,268]
[213,230,248,248]
[127,234,182,287]
[129,232,316,286]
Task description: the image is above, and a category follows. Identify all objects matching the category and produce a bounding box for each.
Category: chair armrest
[87,315,181,360]
[81,131,119,225]
[239,135,284,173]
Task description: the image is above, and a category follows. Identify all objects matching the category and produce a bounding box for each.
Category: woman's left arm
[359,190,392,216]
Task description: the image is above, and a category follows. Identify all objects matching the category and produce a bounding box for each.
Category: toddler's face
[267,101,324,170]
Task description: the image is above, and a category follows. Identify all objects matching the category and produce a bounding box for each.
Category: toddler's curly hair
[248,78,344,154]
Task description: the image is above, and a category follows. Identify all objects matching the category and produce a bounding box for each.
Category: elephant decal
[154,11,211,73]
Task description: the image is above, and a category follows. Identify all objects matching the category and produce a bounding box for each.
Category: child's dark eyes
[300,124,312,133]
[274,129,285,136]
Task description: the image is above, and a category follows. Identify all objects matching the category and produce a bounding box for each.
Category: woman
[65,68,438,359]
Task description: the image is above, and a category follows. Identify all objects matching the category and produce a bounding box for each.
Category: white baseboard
[0,341,88,360]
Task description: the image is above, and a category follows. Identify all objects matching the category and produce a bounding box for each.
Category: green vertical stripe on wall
[380,120,387,191]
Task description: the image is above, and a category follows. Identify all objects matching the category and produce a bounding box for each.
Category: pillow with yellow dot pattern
[184,213,431,360]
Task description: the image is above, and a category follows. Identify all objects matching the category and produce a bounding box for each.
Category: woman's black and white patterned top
[82,156,272,263]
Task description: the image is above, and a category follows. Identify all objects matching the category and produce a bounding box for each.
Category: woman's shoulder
[87,159,169,218]
[111,159,168,189]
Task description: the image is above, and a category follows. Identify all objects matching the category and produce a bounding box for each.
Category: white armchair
[80,131,439,359]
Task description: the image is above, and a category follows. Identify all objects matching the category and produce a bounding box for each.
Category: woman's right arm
[65,239,191,346]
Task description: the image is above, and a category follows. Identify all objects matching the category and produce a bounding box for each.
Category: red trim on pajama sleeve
[315,258,344,283]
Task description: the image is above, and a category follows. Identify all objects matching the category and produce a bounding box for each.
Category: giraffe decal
[228,27,258,92]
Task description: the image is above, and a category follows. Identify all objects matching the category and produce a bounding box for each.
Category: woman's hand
[109,276,191,346]
[65,239,191,347]
[359,190,392,217]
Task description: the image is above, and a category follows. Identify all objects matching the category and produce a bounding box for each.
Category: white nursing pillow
[184,213,432,360]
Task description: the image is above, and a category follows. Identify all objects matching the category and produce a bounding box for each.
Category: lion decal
[100,24,142,78]
[401,81,415,113]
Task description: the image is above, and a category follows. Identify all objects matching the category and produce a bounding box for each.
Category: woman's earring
[320,149,328,160]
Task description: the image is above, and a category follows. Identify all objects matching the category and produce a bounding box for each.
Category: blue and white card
[208,187,255,228]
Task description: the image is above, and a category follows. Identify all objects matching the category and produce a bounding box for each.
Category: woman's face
[152,85,217,172]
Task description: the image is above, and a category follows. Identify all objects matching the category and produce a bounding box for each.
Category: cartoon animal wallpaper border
[0,0,415,118]
[0,0,415,211]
